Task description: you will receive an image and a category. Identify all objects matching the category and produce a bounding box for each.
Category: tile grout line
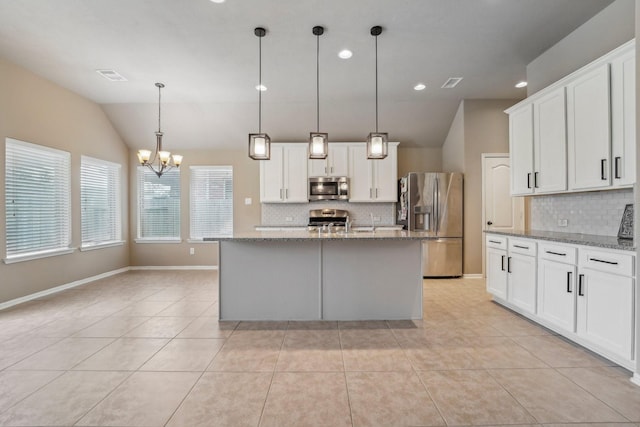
[339,324,355,427]
[255,321,288,427]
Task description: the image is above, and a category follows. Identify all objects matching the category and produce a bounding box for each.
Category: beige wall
[441,99,518,275]
[442,101,465,173]
[527,0,635,95]
[397,147,442,176]
[129,148,261,267]
[0,59,130,303]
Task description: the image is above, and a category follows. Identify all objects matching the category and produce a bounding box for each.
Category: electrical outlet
[189,247,195,255]
[373,216,381,222]
[244,197,252,205]
[558,219,568,227]
[285,216,293,222]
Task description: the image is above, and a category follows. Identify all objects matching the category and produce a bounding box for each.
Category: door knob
[487,221,493,226]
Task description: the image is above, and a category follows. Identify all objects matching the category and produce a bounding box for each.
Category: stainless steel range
[307,208,349,232]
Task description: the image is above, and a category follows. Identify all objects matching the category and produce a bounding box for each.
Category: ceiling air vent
[96,69,128,82]
[441,77,463,89]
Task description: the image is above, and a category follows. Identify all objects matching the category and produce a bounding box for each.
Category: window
[137,167,180,241]
[190,166,233,239]
[81,156,122,248]
[5,138,71,261]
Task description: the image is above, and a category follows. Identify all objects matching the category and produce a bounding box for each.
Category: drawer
[508,238,537,256]
[579,247,635,277]
[539,242,577,264]
[486,235,507,250]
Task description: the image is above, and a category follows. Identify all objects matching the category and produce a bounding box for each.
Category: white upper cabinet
[308,144,349,177]
[260,143,309,203]
[567,63,611,191]
[348,143,398,202]
[508,103,534,196]
[506,39,635,196]
[610,47,636,188]
[534,87,567,193]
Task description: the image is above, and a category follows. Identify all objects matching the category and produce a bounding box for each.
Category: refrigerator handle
[435,177,439,234]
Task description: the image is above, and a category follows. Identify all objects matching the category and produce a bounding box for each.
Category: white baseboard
[129,265,218,271]
[631,373,640,387]
[0,265,219,311]
[462,274,484,279]
[0,267,130,311]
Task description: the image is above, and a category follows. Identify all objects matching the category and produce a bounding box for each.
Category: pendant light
[137,83,183,177]
[309,25,328,159]
[249,27,271,160]
[367,25,388,160]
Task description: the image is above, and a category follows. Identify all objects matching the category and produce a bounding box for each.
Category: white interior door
[482,154,525,276]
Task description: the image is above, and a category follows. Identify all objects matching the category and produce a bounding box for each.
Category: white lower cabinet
[485,236,537,315]
[486,233,636,368]
[577,249,635,361]
[537,243,577,333]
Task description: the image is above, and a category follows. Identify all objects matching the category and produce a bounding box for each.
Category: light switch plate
[558,219,568,227]
[244,198,252,205]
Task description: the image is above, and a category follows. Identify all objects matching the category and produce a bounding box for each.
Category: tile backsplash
[261,202,395,227]
[529,188,633,236]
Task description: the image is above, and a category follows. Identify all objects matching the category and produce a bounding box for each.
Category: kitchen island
[211,230,431,321]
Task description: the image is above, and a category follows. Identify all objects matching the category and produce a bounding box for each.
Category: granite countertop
[208,230,434,241]
[484,229,635,252]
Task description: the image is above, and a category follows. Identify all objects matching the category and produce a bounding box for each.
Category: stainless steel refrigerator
[397,172,463,277]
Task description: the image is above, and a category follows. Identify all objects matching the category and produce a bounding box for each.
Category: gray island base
[215,231,428,321]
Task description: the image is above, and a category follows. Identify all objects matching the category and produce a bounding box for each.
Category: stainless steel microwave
[308,176,349,201]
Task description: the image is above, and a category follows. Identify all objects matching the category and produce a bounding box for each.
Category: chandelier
[137,82,182,176]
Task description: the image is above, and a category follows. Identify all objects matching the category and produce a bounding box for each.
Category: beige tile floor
[0,270,639,426]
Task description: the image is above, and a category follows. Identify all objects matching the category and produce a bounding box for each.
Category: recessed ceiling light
[515,81,528,88]
[255,84,267,91]
[96,69,127,82]
[414,83,426,91]
[210,0,225,3]
[338,49,353,59]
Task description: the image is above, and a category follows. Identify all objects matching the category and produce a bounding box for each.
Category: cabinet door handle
[375,188,379,198]
[588,257,618,265]
[369,188,373,198]
[324,166,327,174]
[566,271,572,293]
[330,166,334,173]
[501,255,505,271]
[280,189,283,199]
[614,156,621,179]
[600,159,607,180]
[546,250,566,256]
[513,244,529,250]
[527,173,532,189]
[534,172,539,188]
[578,274,584,296]
[507,256,512,273]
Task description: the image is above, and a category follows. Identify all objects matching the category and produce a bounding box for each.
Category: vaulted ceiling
[0,0,614,150]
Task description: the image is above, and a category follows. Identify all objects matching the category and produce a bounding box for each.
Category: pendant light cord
[316,33,320,133]
[157,85,162,133]
[375,34,378,133]
[258,34,262,134]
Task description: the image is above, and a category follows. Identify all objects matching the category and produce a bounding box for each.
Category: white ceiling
[0,0,613,150]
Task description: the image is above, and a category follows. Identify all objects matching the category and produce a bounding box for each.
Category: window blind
[190,166,233,239]
[81,156,122,247]
[5,138,71,258]
[137,167,180,239]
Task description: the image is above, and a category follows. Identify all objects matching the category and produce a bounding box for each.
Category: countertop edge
[484,230,635,252]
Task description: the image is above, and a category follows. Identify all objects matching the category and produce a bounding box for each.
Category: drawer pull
[546,250,566,256]
[588,257,618,266]
[513,244,529,250]
[489,240,502,244]
[501,255,505,271]
[566,271,572,293]
[578,274,584,296]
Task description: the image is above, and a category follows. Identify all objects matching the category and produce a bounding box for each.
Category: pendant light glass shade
[249,27,271,160]
[308,26,328,159]
[367,132,388,159]
[137,83,183,177]
[367,26,388,160]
